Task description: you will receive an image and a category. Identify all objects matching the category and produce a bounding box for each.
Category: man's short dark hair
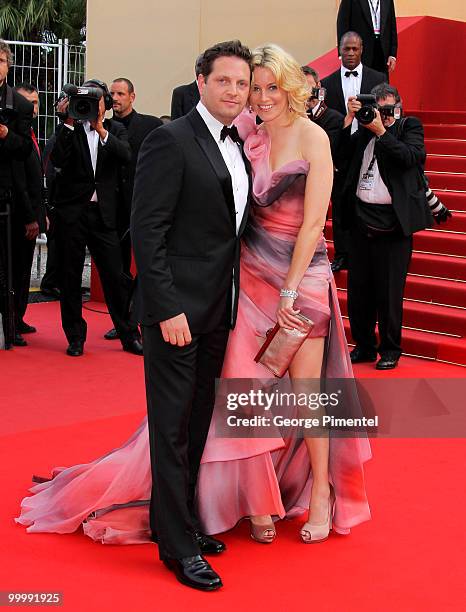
[15,82,38,94]
[199,40,252,80]
[371,82,401,104]
[195,54,204,77]
[339,31,363,52]
[301,65,319,82]
[112,78,134,94]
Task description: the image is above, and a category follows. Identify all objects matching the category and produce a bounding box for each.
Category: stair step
[338,289,466,336]
[342,318,466,365]
[426,171,466,191]
[425,139,466,156]
[334,271,466,308]
[325,222,466,257]
[406,110,466,125]
[431,190,466,212]
[326,241,466,281]
[424,124,466,140]
[426,154,466,173]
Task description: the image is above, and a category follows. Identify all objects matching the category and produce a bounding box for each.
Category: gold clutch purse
[254,313,315,377]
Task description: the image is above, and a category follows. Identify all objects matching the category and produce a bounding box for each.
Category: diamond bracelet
[280,288,298,300]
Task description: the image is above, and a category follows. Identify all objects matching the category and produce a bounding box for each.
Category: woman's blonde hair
[251,43,309,120]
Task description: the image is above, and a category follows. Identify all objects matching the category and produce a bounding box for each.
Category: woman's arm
[277,121,333,329]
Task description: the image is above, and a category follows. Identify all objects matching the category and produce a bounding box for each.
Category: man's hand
[344,96,361,128]
[387,56,397,73]
[91,106,107,141]
[0,123,8,139]
[57,98,74,126]
[365,109,386,137]
[160,313,192,346]
[25,221,39,240]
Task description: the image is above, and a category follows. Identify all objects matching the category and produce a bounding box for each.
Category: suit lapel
[361,66,371,94]
[188,109,236,228]
[358,0,373,28]
[380,0,389,34]
[95,119,111,178]
[335,72,346,116]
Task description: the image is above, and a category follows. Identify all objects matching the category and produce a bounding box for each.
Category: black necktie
[220,125,241,144]
[345,70,359,77]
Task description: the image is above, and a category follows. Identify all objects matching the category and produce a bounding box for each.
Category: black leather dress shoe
[18,321,37,334]
[66,340,84,356]
[376,356,399,370]
[13,333,28,347]
[122,338,143,355]
[331,256,348,273]
[104,327,119,340]
[194,531,226,555]
[163,555,222,591]
[350,346,377,363]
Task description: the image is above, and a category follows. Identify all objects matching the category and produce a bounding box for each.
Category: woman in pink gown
[17,44,371,545]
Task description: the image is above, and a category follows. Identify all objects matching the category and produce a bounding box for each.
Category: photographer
[0,40,33,348]
[51,79,142,357]
[11,83,47,346]
[341,83,432,370]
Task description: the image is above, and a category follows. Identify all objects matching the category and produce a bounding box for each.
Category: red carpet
[1,302,465,611]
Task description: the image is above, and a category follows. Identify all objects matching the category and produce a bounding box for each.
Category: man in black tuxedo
[321,31,385,272]
[337,0,398,76]
[340,83,432,370]
[302,66,343,162]
[51,79,143,357]
[170,54,203,120]
[131,40,252,591]
[101,77,163,341]
[0,40,33,348]
[11,83,46,346]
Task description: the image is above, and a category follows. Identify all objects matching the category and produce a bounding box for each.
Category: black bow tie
[345,70,359,77]
[220,125,241,144]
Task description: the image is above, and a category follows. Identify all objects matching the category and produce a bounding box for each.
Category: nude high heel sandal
[300,488,335,544]
[250,520,276,544]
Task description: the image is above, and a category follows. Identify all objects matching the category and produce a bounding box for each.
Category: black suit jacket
[341,116,433,236]
[117,110,162,224]
[131,108,251,332]
[0,85,33,192]
[337,0,398,66]
[170,81,200,120]
[309,104,344,162]
[12,135,46,231]
[321,65,386,117]
[50,119,131,229]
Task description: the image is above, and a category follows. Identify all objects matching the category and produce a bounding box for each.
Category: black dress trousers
[55,204,137,344]
[11,216,36,326]
[141,323,229,560]
[347,220,412,358]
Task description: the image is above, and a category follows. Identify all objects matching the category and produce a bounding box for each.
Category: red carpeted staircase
[327,110,466,366]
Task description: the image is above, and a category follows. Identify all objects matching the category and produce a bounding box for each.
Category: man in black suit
[302,66,343,162]
[51,79,142,357]
[337,0,398,76]
[170,54,203,120]
[131,40,252,591]
[101,78,163,341]
[11,83,46,346]
[341,83,432,370]
[321,31,385,272]
[0,40,33,348]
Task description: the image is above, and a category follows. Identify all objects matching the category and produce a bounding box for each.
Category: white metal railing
[5,39,86,147]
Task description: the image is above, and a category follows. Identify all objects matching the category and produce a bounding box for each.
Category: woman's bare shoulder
[296,117,330,157]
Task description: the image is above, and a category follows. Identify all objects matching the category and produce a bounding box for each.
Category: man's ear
[130,92,136,104]
[197,74,205,95]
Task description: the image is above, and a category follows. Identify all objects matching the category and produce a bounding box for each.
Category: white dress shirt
[356,136,392,205]
[341,62,363,133]
[196,101,248,234]
[368,0,381,35]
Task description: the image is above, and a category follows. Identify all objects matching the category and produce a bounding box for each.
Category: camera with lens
[309,86,326,102]
[55,83,103,122]
[355,94,402,125]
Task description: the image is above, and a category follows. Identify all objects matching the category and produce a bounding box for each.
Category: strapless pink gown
[17,113,371,543]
